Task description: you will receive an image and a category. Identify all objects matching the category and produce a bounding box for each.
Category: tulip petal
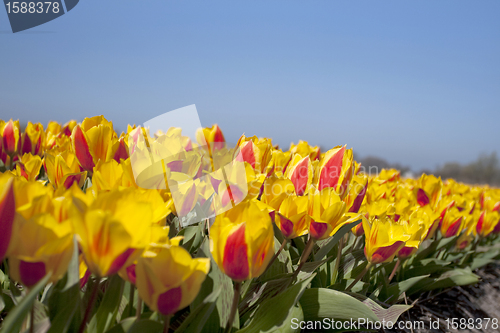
[223,224,249,281]
[157,287,183,315]
[0,178,15,261]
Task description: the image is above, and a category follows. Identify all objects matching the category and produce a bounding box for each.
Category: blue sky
[1,0,499,170]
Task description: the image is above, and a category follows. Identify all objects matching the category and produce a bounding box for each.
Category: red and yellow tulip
[210,200,274,281]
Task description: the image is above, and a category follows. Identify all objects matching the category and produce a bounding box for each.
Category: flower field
[1,116,500,333]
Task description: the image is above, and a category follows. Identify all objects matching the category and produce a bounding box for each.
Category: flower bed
[1,116,499,333]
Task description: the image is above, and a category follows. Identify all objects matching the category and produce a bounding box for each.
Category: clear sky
[1,0,499,171]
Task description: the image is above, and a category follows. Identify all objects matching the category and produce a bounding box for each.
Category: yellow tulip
[44,151,87,190]
[289,140,320,160]
[136,245,210,315]
[475,210,500,238]
[261,174,296,212]
[12,153,43,182]
[71,116,115,172]
[210,200,274,281]
[363,217,410,264]
[72,189,155,277]
[275,195,309,239]
[440,207,465,238]
[19,122,45,156]
[8,213,73,287]
[397,215,426,259]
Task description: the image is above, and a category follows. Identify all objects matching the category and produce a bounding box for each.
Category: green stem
[224,281,241,333]
[292,237,315,281]
[163,314,172,333]
[78,277,101,333]
[332,237,344,283]
[129,283,135,318]
[346,262,373,292]
[388,258,401,282]
[30,304,35,333]
[136,295,142,321]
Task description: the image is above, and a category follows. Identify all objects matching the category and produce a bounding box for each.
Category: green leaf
[88,275,126,333]
[299,288,378,322]
[470,257,493,270]
[314,219,362,261]
[127,319,163,333]
[236,274,315,333]
[423,268,479,291]
[175,286,221,333]
[345,292,412,323]
[105,318,163,333]
[383,275,430,303]
[403,258,451,278]
[1,272,52,333]
[104,318,135,333]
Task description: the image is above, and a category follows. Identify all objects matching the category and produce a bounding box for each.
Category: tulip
[8,213,74,287]
[1,119,20,156]
[344,174,368,213]
[378,169,400,182]
[13,153,43,182]
[475,210,500,238]
[362,217,410,264]
[289,140,320,160]
[285,154,313,196]
[275,195,309,239]
[196,124,226,152]
[136,245,210,316]
[72,189,155,277]
[415,174,442,208]
[71,116,115,172]
[210,200,274,281]
[19,122,45,156]
[119,226,182,285]
[269,150,292,177]
[235,135,273,176]
[316,146,354,198]
[308,186,360,240]
[261,174,296,212]
[0,175,15,262]
[397,215,426,259]
[456,233,473,250]
[44,151,87,190]
[92,159,125,190]
[440,207,465,238]
[13,178,54,220]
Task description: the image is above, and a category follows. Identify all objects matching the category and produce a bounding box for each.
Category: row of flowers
[0,117,499,333]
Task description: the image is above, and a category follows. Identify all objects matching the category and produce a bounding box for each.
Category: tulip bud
[19,122,45,156]
[136,246,210,315]
[210,200,274,281]
[196,124,226,152]
[2,120,20,156]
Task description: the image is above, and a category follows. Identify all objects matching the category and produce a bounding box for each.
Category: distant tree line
[357,152,500,186]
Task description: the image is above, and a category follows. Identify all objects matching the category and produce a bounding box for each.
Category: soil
[385,264,500,333]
